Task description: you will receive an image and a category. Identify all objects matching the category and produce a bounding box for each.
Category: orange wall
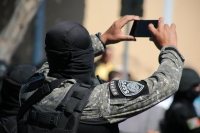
[84,0,200,80]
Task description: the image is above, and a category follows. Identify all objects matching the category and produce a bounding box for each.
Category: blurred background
[0,0,200,133]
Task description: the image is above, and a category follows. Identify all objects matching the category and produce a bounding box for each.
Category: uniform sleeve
[36,62,49,77]
[82,46,185,123]
[90,34,105,57]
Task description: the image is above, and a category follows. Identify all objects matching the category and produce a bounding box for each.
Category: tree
[0,0,43,63]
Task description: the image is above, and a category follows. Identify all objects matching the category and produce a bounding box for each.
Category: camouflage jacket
[37,34,185,124]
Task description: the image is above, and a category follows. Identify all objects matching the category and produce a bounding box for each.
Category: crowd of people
[0,14,199,133]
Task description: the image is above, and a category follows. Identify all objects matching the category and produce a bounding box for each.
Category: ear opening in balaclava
[45,21,94,84]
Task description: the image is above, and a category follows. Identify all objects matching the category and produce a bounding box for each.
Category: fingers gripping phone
[129,20,158,37]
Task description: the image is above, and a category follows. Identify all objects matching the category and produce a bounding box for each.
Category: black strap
[17,78,65,121]
[25,82,94,133]
[55,83,80,128]
[56,83,94,132]
[18,80,95,133]
[96,75,104,84]
[80,118,110,125]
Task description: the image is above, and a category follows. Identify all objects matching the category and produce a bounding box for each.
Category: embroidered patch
[118,80,144,96]
[109,80,119,96]
[186,117,200,130]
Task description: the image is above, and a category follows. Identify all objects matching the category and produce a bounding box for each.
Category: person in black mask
[162,68,200,133]
[0,65,36,133]
[18,15,185,133]
[45,21,95,85]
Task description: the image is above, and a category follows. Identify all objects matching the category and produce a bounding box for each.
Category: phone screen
[129,20,158,37]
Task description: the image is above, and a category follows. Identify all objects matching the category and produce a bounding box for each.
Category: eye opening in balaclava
[45,21,94,84]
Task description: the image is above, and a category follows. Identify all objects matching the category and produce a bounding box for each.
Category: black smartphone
[129,20,158,37]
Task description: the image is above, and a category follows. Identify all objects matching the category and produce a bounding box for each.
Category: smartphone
[129,20,158,37]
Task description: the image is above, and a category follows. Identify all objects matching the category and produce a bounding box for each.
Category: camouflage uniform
[37,34,185,124]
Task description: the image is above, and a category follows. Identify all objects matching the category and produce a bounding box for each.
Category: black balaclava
[45,21,94,84]
[174,68,200,102]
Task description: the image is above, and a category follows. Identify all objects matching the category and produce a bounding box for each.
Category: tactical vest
[17,72,95,133]
[17,73,119,133]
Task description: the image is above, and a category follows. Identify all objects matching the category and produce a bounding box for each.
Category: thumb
[120,35,135,41]
[148,23,157,35]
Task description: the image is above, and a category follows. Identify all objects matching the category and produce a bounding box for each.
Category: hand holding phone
[148,17,177,50]
[100,15,140,45]
[129,20,158,37]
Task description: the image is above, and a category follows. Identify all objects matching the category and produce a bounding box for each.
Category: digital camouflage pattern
[37,34,185,124]
[90,34,105,56]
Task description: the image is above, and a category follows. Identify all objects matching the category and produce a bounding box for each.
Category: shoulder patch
[109,80,149,98]
[186,117,200,130]
[118,80,144,96]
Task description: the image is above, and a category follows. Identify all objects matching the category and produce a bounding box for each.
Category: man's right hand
[148,17,177,50]
[101,15,140,45]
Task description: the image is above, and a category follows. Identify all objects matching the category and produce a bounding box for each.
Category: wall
[84,0,200,80]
